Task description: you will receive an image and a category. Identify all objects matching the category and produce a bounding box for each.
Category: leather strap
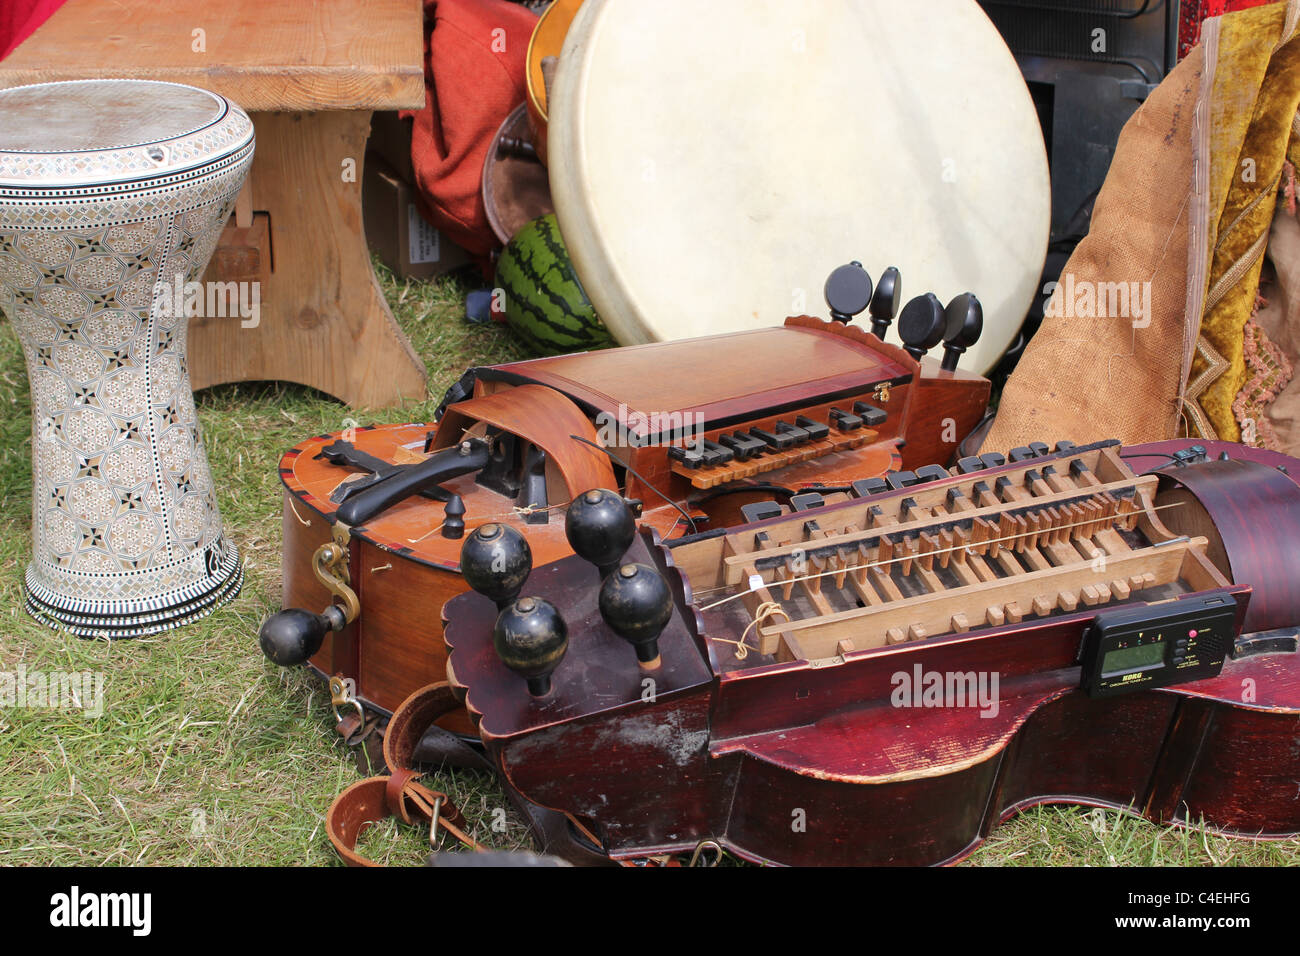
[327,681,617,866]
[326,683,482,866]
[326,769,480,867]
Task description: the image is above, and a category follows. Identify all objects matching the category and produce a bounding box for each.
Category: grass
[0,260,1297,867]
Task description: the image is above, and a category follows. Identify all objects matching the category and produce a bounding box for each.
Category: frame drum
[549,0,1050,373]
[0,79,254,637]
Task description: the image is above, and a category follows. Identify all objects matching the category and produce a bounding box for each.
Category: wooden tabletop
[0,0,426,111]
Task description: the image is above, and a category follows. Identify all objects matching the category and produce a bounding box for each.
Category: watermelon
[494,214,614,355]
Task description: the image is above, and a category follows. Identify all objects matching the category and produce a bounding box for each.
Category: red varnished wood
[432,384,615,497]
[1153,456,1300,632]
[444,442,1300,865]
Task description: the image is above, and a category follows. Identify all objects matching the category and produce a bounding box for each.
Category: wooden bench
[0,0,430,408]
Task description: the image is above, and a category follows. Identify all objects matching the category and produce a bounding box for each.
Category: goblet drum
[0,79,254,637]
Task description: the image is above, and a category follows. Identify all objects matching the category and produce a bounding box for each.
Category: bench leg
[191,109,427,409]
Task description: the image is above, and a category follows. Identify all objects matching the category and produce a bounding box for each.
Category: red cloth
[404,0,538,270]
[1179,0,1279,59]
[0,0,66,61]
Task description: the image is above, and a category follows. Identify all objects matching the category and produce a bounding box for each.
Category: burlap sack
[984,48,1204,451]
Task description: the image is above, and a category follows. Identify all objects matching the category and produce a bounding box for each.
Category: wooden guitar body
[444,439,1300,865]
[270,316,989,723]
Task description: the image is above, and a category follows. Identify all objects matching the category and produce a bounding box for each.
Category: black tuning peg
[565,488,637,580]
[442,494,466,539]
[460,522,533,609]
[493,596,568,697]
[259,604,347,667]
[598,563,674,669]
[897,293,947,360]
[823,261,873,325]
[867,266,901,339]
[940,293,983,371]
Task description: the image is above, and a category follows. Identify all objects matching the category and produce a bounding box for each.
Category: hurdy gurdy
[259,268,990,730]
[444,438,1300,865]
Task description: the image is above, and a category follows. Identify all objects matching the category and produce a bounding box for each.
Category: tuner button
[565,488,637,580]
[824,261,873,324]
[897,293,946,360]
[493,597,568,697]
[940,293,983,372]
[461,522,533,609]
[259,605,345,667]
[867,266,902,339]
[598,563,674,669]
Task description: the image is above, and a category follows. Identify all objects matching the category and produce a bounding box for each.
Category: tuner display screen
[1101,640,1166,675]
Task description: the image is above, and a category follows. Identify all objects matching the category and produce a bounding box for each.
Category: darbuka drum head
[549,0,1050,373]
[0,79,253,637]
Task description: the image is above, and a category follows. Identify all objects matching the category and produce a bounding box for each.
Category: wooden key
[805,554,825,594]
[885,627,907,645]
[1045,464,1081,493]
[877,534,894,566]
[902,499,930,523]
[778,561,795,600]
[950,612,970,633]
[1004,601,1024,624]
[918,532,938,573]
[1117,496,1139,531]
[1011,513,1028,552]
[985,517,1002,558]
[1032,595,1053,617]
[973,482,999,509]
[1025,470,1054,497]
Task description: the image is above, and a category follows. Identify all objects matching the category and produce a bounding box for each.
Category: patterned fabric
[1233,312,1294,449]
[1179,0,1279,61]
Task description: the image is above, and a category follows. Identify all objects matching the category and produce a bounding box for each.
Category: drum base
[22,547,244,640]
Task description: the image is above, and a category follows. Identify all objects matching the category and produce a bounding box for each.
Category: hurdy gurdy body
[261,297,990,728]
[444,439,1300,865]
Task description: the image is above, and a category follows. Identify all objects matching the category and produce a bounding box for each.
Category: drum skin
[548,0,1050,373]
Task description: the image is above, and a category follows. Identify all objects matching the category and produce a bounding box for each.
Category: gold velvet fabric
[1195,3,1300,441]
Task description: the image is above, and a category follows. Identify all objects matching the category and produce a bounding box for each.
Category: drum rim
[0,78,232,153]
[546,0,1051,373]
[0,79,253,191]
